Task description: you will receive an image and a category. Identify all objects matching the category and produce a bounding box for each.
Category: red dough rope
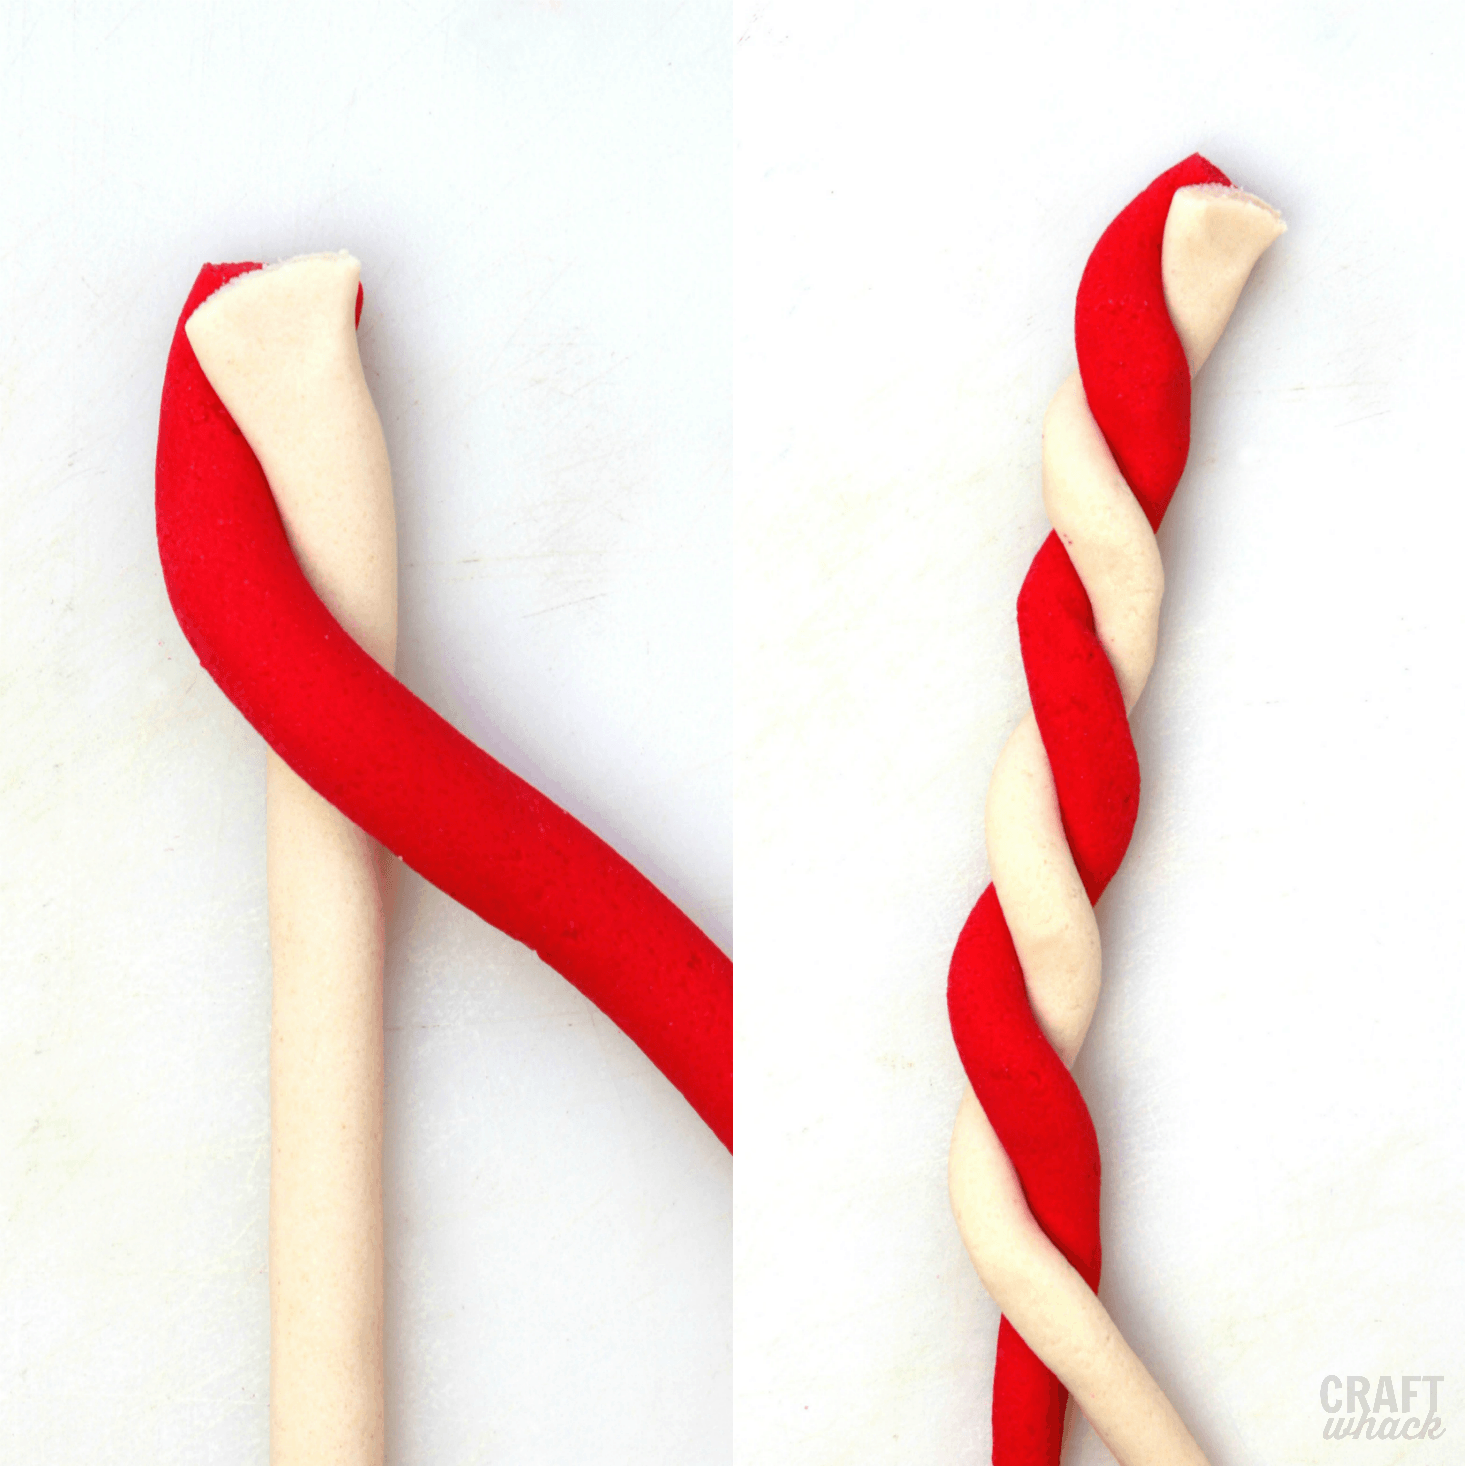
[156,264,732,1150]
[947,156,1282,1461]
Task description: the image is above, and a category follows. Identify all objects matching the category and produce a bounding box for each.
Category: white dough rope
[188,253,395,1466]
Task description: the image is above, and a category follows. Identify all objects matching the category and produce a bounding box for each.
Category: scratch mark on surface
[521,593,608,619]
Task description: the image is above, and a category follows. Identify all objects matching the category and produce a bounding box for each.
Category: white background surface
[9,3,1465,1465]
[738,3,1464,1464]
[1,3,730,1462]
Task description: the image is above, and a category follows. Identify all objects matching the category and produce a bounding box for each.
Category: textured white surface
[737,3,1465,1463]
[0,3,730,1462]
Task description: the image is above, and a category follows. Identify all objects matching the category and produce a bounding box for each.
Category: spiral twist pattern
[946,158,1284,1464]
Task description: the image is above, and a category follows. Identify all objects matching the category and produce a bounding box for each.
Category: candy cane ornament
[946,158,1284,1465]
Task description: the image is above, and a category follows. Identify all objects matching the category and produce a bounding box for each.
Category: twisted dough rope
[946,157,1284,1465]
[156,261,732,1152]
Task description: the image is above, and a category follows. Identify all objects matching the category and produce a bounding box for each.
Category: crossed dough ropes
[156,258,732,1151]
[946,158,1284,1465]
[156,254,733,1462]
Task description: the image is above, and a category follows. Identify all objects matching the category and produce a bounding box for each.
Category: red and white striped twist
[946,158,1284,1465]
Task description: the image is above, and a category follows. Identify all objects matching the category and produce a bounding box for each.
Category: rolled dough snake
[946,157,1284,1464]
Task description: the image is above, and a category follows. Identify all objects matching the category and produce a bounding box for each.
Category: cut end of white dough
[185,252,363,381]
[1162,184,1285,376]
[182,246,396,672]
[187,249,360,321]
[184,251,366,414]
[1179,181,1285,226]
